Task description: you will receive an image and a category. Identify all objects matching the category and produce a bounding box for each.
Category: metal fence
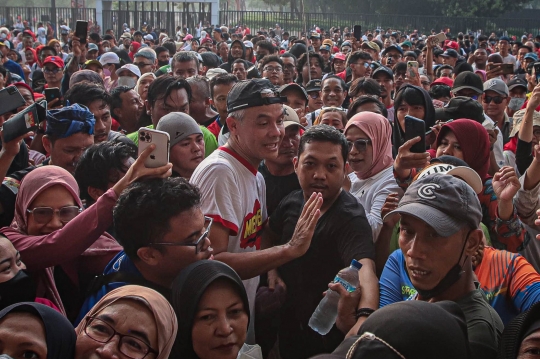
[102,2,212,39]
[0,7,96,37]
[219,10,540,37]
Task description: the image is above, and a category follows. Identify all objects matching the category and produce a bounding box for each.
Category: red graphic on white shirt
[240,199,263,249]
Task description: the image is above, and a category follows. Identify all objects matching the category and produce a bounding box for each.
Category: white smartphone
[137,128,170,168]
[432,32,446,46]
[407,61,419,78]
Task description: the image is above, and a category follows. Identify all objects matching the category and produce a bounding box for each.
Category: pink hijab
[11,166,82,233]
[345,112,393,179]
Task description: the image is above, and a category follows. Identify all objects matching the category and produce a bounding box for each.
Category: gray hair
[228,109,245,122]
[171,51,199,69]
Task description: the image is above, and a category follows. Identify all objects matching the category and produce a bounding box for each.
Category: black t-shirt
[269,189,374,359]
[258,162,301,216]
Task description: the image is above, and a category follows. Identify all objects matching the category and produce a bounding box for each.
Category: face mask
[158,60,169,67]
[508,97,526,111]
[103,68,111,77]
[118,76,137,88]
[104,47,110,52]
[0,270,37,310]
[0,33,6,39]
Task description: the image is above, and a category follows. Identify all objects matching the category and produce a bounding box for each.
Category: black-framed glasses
[84,316,158,359]
[27,206,82,224]
[483,95,506,104]
[348,138,372,152]
[263,66,282,73]
[134,62,152,68]
[151,216,213,254]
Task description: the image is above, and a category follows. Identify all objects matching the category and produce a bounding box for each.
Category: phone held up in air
[407,61,419,79]
[534,62,540,84]
[138,128,170,168]
[404,115,426,153]
[75,20,88,44]
[0,86,26,116]
[431,32,446,47]
[44,87,61,103]
[353,25,362,42]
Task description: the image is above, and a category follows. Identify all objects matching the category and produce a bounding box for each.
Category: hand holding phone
[0,87,26,116]
[75,20,88,44]
[404,115,426,153]
[431,32,446,47]
[353,25,362,42]
[2,102,47,143]
[44,87,61,103]
[138,128,170,168]
[407,61,419,79]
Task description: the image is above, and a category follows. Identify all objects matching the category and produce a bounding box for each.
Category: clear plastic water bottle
[308,259,362,335]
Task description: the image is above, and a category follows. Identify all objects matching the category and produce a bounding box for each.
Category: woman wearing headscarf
[128,41,141,61]
[498,300,540,359]
[135,72,157,102]
[344,112,401,240]
[170,260,262,359]
[75,285,177,359]
[0,145,172,319]
[0,302,76,359]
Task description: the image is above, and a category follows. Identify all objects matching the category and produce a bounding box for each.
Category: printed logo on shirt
[240,199,263,249]
[3,177,21,195]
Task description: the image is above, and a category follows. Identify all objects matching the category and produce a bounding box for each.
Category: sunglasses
[309,92,320,99]
[43,67,62,74]
[347,138,372,152]
[27,206,82,224]
[483,95,506,104]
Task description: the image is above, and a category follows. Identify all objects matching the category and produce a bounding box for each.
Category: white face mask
[0,33,6,39]
[508,97,526,111]
[104,47,110,52]
[118,76,137,88]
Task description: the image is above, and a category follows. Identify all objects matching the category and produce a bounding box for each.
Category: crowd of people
[3,19,540,359]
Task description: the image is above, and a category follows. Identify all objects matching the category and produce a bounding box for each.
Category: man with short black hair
[497,36,517,71]
[170,51,199,78]
[208,73,238,137]
[372,66,395,122]
[186,75,218,127]
[256,40,276,63]
[347,51,373,83]
[232,58,248,80]
[261,55,285,86]
[110,86,145,134]
[280,53,297,83]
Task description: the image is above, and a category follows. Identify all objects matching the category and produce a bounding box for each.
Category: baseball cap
[156,112,202,148]
[88,43,99,52]
[183,34,193,41]
[507,77,528,91]
[510,109,540,137]
[83,59,103,70]
[400,40,412,48]
[361,41,381,53]
[310,32,321,39]
[333,52,346,61]
[452,71,483,95]
[283,105,305,129]
[341,41,352,48]
[372,66,394,79]
[434,96,485,123]
[382,44,403,56]
[483,78,509,97]
[120,32,132,39]
[205,67,227,80]
[524,52,538,61]
[416,163,483,194]
[440,49,459,58]
[384,174,482,237]
[0,40,9,49]
[431,77,454,88]
[320,44,331,52]
[144,34,154,41]
[213,28,222,34]
[60,25,70,34]
[42,56,65,69]
[499,36,511,42]
[305,79,322,92]
[116,64,141,78]
[404,50,417,59]
[226,79,287,113]
[99,52,120,65]
[278,83,308,103]
[444,41,460,51]
[243,40,253,48]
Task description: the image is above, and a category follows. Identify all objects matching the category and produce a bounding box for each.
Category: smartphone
[431,32,446,46]
[404,115,426,153]
[75,20,88,44]
[353,25,362,41]
[44,87,61,103]
[138,128,170,168]
[2,102,47,142]
[407,61,418,78]
[0,86,26,116]
[534,62,540,83]
[500,63,514,75]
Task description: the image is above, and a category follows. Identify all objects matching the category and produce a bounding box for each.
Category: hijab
[475,70,487,82]
[25,46,37,66]
[0,302,76,359]
[170,260,250,359]
[135,72,157,96]
[345,112,393,179]
[75,285,178,359]
[498,301,540,359]
[129,41,141,61]
[392,84,436,155]
[336,301,470,359]
[10,166,82,234]
[435,119,491,181]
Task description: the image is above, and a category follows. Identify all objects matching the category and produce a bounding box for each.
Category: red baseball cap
[42,56,65,69]
[431,77,454,88]
[444,40,459,51]
[333,52,347,61]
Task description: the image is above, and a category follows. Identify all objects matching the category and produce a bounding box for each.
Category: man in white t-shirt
[190,79,323,343]
[497,36,517,71]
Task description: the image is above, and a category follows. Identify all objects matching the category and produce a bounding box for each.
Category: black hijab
[0,302,76,359]
[392,84,436,156]
[170,260,250,359]
[498,301,540,359]
[330,301,470,359]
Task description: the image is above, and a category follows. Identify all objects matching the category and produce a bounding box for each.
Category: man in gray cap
[156,112,204,179]
[190,78,323,343]
[483,78,511,144]
[381,174,503,359]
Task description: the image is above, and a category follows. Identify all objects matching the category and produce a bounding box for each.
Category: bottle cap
[351,259,362,270]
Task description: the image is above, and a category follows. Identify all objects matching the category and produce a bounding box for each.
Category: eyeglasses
[309,92,320,99]
[348,138,372,153]
[483,95,506,104]
[322,106,346,112]
[421,81,431,86]
[27,206,82,224]
[134,62,152,68]
[151,216,212,254]
[84,316,158,359]
[43,67,61,74]
[353,62,371,69]
[263,66,283,73]
[283,64,295,70]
